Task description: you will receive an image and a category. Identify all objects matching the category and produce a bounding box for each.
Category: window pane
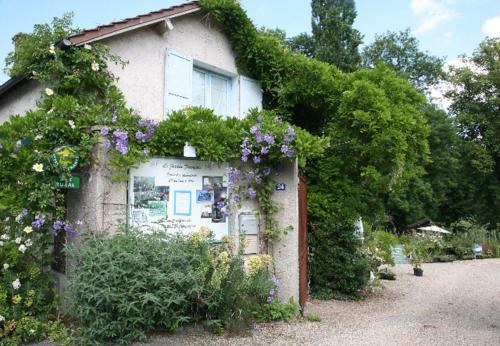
[211,75,228,116]
[192,70,206,107]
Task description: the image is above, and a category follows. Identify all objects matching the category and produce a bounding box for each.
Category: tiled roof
[69,1,201,45]
[0,1,201,96]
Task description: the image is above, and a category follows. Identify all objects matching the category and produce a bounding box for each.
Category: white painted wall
[103,13,244,121]
[0,80,42,124]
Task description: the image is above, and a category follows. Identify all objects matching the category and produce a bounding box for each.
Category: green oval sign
[51,146,79,172]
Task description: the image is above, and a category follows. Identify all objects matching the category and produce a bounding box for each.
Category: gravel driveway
[142,259,500,346]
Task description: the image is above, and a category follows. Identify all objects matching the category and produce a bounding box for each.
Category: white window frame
[192,67,232,117]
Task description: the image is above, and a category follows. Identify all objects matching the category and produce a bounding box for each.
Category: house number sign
[275,183,286,191]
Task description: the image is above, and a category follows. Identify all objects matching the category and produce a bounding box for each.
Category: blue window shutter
[165,49,193,115]
[239,76,262,117]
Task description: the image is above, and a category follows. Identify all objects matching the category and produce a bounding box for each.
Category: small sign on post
[54,175,80,189]
[52,146,80,189]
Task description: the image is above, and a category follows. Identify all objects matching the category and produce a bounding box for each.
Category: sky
[0,0,499,85]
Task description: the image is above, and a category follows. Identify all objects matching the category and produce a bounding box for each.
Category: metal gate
[298,171,308,310]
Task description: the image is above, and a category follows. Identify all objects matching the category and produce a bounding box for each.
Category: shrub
[253,298,300,323]
[65,229,283,344]
[309,216,373,300]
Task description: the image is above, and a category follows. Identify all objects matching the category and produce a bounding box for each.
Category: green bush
[65,229,282,344]
[253,298,300,323]
[309,216,373,300]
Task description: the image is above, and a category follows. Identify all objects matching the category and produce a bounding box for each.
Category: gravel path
[141,259,500,346]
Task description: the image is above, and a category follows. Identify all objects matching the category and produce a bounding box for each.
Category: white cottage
[0,1,307,307]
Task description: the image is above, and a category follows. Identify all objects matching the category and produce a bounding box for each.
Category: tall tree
[311,0,363,72]
[361,29,446,93]
[446,37,500,226]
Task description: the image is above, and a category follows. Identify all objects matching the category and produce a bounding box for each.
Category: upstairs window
[192,68,231,117]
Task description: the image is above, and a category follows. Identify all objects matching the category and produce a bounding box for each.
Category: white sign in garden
[128,157,229,238]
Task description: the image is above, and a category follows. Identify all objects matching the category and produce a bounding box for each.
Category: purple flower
[255,132,265,143]
[263,134,275,145]
[253,156,261,164]
[52,220,64,235]
[261,146,270,155]
[255,176,263,185]
[287,127,296,136]
[21,208,29,218]
[241,138,250,148]
[100,127,109,136]
[248,187,256,199]
[64,223,76,237]
[267,295,273,303]
[286,149,294,158]
[113,130,128,155]
[135,131,146,141]
[263,167,271,176]
[257,115,263,123]
[241,155,248,162]
[143,148,150,156]
[283,135,293,143]
[32,215,45,230]
[247,171,255,179]
[250,125,260,134]
[281,145,289,155]
[231,193,241,202]
[272,274,280,288]
[242,147,251,157]
[102,140,112,149]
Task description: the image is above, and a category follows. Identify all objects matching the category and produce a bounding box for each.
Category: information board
[128,157,229,238]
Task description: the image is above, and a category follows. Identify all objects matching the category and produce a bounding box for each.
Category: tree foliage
[311,0,363,72]
[446,37,500,226]
[361,29,446,93]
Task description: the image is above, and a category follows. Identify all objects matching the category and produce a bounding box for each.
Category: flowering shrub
[65,227,281,343]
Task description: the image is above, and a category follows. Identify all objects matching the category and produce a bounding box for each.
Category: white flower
[34,134,43,140]
[0,241,3,246]
[32,163,44,172]
[3,263,9,270]
[12,278,21,290]
[91,61,100,71]
[30,329,35,334]
[0,315,5,322]
[49,44,56,55]
[25,239,33,247]
[47,107,55,114]
[68,120,76,129]
[76,220,83,225]
[0,234,8,240]
[32,70,38,76]
[83,43,92,50]
[45,88,54,96]
[19,244,27,253]
[15,237,22,244]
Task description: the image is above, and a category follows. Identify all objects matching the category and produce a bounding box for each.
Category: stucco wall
[103,13,239,121]
[271,161,300,302]
[0,80,42,124]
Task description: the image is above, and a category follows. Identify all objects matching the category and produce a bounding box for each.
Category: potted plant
[402,235,430,277]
